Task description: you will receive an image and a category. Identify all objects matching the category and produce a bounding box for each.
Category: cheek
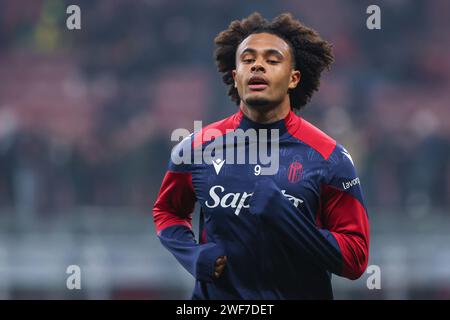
[236,70,250,93]
[236,66,247,82]
[275,69,292,89]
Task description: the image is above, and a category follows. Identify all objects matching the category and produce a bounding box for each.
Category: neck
[239,98,291,124]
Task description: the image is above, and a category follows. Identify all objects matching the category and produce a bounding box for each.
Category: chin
[244,95,272,107]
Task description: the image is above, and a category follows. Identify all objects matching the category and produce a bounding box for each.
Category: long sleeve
[318,146,370,279]
[158,224,226,283]
[249,146,369,280]
[153,142,225,282]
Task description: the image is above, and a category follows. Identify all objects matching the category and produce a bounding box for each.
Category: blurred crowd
[0,0,449,218]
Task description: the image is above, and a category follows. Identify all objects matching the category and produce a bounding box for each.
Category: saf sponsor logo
[205,185,303,215]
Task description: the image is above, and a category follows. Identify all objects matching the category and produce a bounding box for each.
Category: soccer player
[153,12,369,299]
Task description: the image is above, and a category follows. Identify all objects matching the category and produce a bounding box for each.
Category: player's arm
[249,146,369,280]
[317,147,370,280]
[153,140,226,282]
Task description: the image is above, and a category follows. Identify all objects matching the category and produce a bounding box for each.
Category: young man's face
[232,32,300,109]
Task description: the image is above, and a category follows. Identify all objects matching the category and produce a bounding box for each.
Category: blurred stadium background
[0,0,449,299]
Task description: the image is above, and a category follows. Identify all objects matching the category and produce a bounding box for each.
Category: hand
[214,256,227,278]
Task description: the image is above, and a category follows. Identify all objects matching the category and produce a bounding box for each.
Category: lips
[248,76,268,91]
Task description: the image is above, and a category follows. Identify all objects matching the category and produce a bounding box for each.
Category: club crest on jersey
[288,161,303,183]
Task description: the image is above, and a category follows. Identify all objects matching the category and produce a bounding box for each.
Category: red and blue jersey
[153,108,370,299]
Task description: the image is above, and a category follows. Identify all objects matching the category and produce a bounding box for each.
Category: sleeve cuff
[195,243,226,282]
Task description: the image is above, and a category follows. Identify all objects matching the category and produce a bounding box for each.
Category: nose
[251,62,265,73]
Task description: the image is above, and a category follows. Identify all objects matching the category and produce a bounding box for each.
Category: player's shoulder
[328,143,356,169]
[287,113,337,160]
[168,111,243,170]
[286,113,358,170]
[192,110,243,149]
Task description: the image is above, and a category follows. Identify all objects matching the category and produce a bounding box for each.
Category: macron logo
[212,158,225,175]
[342,148,354,166]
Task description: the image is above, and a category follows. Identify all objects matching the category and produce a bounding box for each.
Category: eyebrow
[240,48,285,60]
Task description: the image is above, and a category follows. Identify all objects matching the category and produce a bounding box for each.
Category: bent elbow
[342,254,369,280]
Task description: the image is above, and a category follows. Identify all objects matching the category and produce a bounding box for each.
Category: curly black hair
[214,12,334,111]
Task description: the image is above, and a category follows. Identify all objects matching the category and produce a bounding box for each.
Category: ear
[232,70,237,88]
[288,70,301,89]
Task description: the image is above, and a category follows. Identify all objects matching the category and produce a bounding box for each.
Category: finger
[216,257,226,266]
[216,267,226,278]
[216,264,226,273]
[216,261,226,267]
[219,256,228,263]
[214,268,224,278]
